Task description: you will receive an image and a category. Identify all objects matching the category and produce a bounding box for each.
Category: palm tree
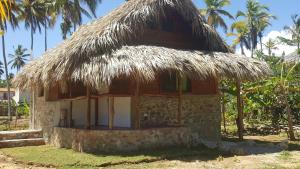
[9,45,30,72]
[237,0,271,57]
[53,0,101,39]
[278,14,300,53]
[228,20,250,55]
[257,14,276,53]
[42,0,56,51]
[0,0,14,34]
[19,0,45,59]
[0,62,5,78]
[0,0,19,121]
[200,0,234,32]
[263,38,278,56]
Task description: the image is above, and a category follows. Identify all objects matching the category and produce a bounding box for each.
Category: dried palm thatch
[14,45,270,90]
[13,0,270,90]
[284,51,300,63]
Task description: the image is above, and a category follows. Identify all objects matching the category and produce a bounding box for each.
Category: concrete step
[0,130,43,140]
[0,138,45,148]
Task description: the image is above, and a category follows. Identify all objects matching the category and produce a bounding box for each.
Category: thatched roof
[14,0,270,90]
[284,51,300,63]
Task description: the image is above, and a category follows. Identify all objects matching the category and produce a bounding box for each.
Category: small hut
[284,50,300,63]
[14,0,270,152]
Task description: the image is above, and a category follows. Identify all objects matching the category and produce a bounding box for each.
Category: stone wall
[139,95,221,140]
[50,127,206,153]
[32,92,60,139]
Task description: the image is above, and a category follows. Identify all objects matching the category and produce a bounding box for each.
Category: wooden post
[69,101,73,128]
[85,87,91,129]
[108,97,115,129]
[31,87,35,129]
[94,98,99,126]
[177,74,183,125]
[236,80,244,140]
[134,79,141,129]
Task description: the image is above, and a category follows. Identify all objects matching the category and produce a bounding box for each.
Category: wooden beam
[108,97,115,129]
[236,80,244,140]
[94,98,99,126]
[69,101,73,128]
[85,87,91,129]
[134,80,141,129]
[177,74,183,125]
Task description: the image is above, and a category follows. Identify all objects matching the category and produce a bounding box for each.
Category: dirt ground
[0,153,50,169]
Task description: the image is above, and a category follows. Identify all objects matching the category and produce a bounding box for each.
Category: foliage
[200,0,234,32]
[8,45,29,72]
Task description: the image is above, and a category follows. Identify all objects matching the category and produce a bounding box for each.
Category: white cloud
[236,29,297,57]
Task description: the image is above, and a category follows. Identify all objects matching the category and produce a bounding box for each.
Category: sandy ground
[0,153,49,169]
[107,151,300,169]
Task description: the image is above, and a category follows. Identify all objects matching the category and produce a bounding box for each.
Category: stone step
[0,138,45,148]
[0,130,43,141]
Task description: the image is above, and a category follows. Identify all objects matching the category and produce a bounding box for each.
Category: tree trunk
[1,27,12,122]
[268,47,272,56]
[259,35,263,53]
[44,19,47,52]
[240,43,245,56]
[30,25,34,60]
[236,80,244,140]
[282,88,296,141]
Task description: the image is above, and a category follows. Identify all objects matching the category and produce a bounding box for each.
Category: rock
[231,147,246,155]
[277,141,288,150]
[200,139,218,149]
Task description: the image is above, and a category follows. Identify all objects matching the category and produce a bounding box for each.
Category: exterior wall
[33,91,221,150]
[51,127,206,153]
[33,92,60,139]
[0,91,15,101]
[139,95,221,140]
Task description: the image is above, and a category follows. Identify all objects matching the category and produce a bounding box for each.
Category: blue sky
[2,0,300,73]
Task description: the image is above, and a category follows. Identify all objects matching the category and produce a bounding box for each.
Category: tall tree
[257,14,276,53]
[42,0,56,51]
[53,0,101,39]
[237,0,271,57]
[0,61,4,78]
[0,0,19,121]
[19,0,45,59]
[9,45,30,72]
[278,14,300,53]
[228,20,250,55]
[263,38,278,56]
[200,0,234,32]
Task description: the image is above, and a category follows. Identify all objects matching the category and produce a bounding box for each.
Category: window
[109,78,131,94]
[38,86,44,97]
[161,73,177,92]
[160,73,191,93]
[162,18,174,32]
[182,75,192,93]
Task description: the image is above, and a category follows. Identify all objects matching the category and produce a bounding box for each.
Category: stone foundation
[50,127,206,153]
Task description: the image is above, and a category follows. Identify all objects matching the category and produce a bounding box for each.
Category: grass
[0,145,223,169]
[277,151,292,160]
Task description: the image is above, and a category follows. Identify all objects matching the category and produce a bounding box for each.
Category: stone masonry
[139,95,221,140]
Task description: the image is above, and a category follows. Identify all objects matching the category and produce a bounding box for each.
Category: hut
[284,50,300,63]
[14,0,270,152]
